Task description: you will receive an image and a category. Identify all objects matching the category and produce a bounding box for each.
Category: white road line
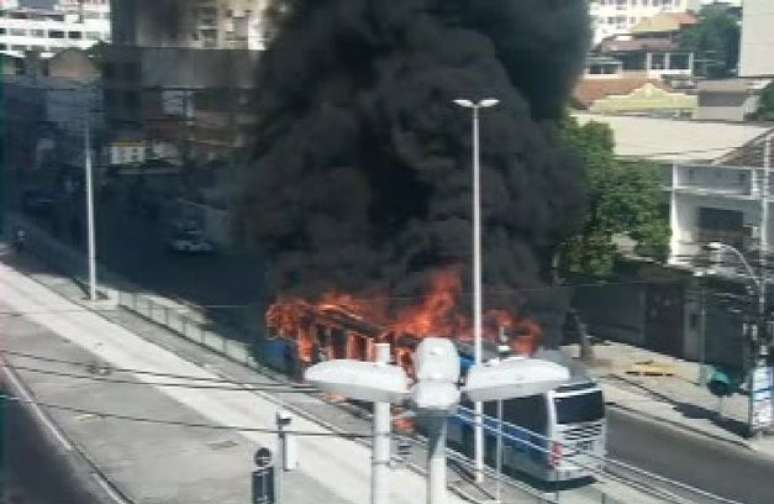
[92,473,133,504]
[1,362,74,451]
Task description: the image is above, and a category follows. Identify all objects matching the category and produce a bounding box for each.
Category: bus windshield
[554,391,605,424]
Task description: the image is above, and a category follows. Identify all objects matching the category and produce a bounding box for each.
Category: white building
[107,139,180,167]
[590,0,701,45]
[740,0,774,77]
[0,0,110,58]
[111,0,267,51]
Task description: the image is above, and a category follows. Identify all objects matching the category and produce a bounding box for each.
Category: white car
[168,236,215,254]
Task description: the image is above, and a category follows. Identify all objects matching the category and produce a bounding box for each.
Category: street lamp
[305,338,570,504]
[84,120,98,301]
[704,241,770,436]
[453,97,499,482]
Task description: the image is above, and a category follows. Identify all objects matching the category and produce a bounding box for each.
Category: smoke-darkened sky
[241,0,591,335]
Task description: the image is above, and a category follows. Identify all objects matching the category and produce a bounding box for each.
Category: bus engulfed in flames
[264,268,543,428]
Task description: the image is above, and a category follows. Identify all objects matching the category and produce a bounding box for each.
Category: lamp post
[84,120,98,301]
[453,97,499,482]
[705,241,770,437]
[305,338,569,504]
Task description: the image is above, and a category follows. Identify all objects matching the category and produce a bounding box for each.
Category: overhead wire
[0,392,370,438]
[0,361,317,393]
[0,348,310,389]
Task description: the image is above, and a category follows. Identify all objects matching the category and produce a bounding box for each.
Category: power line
[0,361,317,393]
[0,392,370,438]
[0,349,307,388]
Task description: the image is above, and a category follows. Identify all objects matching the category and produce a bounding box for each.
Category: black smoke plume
[241,0,591,344]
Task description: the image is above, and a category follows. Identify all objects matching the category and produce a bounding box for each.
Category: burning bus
[260,269,606,482]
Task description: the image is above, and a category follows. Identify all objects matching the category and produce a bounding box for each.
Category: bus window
[499,395,548,435]
[554,391,604,424]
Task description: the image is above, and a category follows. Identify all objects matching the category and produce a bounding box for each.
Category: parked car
[169,218,202,234]
[167,234,216,254]
[21,189,57,215]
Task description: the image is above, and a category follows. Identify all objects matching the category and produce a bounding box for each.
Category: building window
[124,91,139,109]
[123,62,140,80]
[86,31,101,40]
[698,208,744,249]
[0,44,7,50]
[0,28,5,35]
[671,53,690,70]
[30,45,45,52]
[68,31,83,40]
[48,30,65,39]
[10,28,27,36]
[630,17,636,24]
[30,29,45,37]
[10,45,26,51]
[651,53,666,70]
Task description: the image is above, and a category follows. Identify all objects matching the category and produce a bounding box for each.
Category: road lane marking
[1,362,74,451]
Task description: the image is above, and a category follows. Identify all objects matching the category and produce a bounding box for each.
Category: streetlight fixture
[453,97,499,482]
[305,338,570,504]
[703,241,771,436]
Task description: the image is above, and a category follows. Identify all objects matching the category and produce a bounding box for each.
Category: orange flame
[264,267,544,385]
[390,268,468,338]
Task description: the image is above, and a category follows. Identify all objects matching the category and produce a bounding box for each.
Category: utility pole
[746,132,773,438]
[84,120,97,301]
[372,343,391,504]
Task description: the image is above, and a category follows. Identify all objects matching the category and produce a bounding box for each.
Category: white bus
[447,348,607,482]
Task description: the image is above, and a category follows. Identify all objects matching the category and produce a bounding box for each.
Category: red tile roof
[572,78,675,109]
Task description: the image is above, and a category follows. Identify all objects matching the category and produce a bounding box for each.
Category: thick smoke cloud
[241,0,591,341]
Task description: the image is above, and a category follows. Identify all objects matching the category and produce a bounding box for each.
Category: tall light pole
[84,119,98,301]
[453,97,499,482]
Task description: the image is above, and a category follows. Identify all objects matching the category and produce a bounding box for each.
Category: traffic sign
[751,366,773,431]
[254,447,273,468]
[252,468,275,504]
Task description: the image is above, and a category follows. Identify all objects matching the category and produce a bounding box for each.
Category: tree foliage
[559,117,670,277]
[679,5,741,78]
[756,81,774,122]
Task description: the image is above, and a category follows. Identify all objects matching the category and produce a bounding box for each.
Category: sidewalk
[563,341,774,455]
[1,258,471,504]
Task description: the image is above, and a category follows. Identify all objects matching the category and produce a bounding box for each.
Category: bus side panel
[257,338,298,375]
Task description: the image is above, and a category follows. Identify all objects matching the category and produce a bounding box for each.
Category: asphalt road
[607,408,774,504]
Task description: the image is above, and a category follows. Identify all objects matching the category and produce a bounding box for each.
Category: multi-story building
[0,0,110,58]
[740,0,774,77]
[110,0,267,50]
[589,0,700,45]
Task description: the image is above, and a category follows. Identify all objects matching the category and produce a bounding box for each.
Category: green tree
[680,5,741,78]
[756,81,774,121]
[559,117,670,277]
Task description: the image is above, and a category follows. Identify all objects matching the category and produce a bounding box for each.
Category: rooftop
[631,12,698,34]
[572,112,770,163]
[573,78,674,109]
[598,37,678,53]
